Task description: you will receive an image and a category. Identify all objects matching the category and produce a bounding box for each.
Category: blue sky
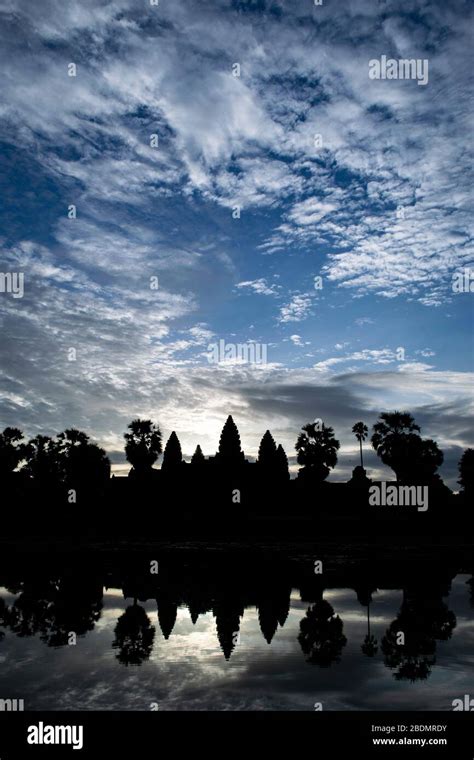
[0,0,472,485]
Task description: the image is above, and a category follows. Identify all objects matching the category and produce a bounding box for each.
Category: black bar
[0,711,473,758]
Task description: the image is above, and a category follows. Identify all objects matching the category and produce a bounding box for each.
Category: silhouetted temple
[0,413,472,538]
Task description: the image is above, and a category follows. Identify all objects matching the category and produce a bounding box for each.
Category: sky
[0,0,472,485]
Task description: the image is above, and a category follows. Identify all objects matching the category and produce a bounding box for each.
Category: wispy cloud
[236,279,279,296]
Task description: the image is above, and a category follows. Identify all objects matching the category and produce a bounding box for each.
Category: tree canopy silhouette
[23,435,64,489]
[124,419,162,476]
[371,412,442,483]
[58,428,110,491]
[406,437,443,483]
[112,602,155,666]
[458,448,474,496]
[381,589,456,682]
[20,430,109,495]
[0,427,27,478]
[296,422,340,482]
[298,599,347,666]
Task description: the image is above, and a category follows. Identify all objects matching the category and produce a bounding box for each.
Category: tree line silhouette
[1,411,472,488]
[0,552,470,679]
[0,411,472,536]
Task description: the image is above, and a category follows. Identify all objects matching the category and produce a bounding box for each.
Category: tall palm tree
[124,419,162,476]
[352,422,368,468]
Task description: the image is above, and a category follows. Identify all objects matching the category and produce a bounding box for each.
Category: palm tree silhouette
[381,588,456,681]
[371,412,420,482]
[361,599,378,657]
[372,412,443,483]
[124,419,162,477]
[296,422,340,482]
[23,435,64,489]
[57,428,89,449]
[352,422,368,469]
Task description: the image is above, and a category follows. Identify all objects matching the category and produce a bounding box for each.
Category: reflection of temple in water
[0,549,471,679]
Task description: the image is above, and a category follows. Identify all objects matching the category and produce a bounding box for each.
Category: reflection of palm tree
[112,602,155,666]
[382,626,435,681]
[352,422,368,469]
[40,578,103,648]
[361,600,378,657]
[298,599,347,666]
[381,588,456,681]
[6,581,53,638]
[6,577,103,647]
